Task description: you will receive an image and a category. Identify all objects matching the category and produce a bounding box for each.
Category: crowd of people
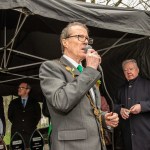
[0,22,150,150]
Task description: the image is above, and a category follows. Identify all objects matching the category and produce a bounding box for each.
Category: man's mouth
[81,47,86,53]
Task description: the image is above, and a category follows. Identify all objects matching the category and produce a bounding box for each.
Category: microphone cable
[99,65,115,150]
[85,45,115,150]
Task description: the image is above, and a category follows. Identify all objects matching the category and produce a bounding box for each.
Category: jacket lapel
[60,56,80,76]
[60,56,100,108]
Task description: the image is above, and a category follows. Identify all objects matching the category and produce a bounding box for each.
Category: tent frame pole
[1,9,29,70]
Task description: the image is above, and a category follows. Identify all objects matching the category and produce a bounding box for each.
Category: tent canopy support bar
[7,48,48,61]
[7,61,44,71]
[98,36,148,53]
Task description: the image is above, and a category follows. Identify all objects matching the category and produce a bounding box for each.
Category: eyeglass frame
[65,35,93,44]
[18,87,29,90]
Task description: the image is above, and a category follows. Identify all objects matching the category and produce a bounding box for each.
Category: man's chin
[128,77,135,81]
[80,54,86,60]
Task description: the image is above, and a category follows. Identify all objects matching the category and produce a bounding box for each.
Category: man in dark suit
[115,59,150,150]
[0,96,5,136]
[8,82,41,148]
[39,22,119,150]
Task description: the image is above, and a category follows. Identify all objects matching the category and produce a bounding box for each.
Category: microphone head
[84,45,92,53]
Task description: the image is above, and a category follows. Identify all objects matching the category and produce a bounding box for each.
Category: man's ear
[62,39,68,48]
[27,89,30,94]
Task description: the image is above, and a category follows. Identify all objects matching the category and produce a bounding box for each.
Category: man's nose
[84,38,88,44]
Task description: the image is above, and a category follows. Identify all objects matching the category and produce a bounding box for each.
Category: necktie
[22,99,26,107]
[77,65,83,72]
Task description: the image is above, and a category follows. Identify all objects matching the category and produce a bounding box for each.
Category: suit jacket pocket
[58,129,87,141]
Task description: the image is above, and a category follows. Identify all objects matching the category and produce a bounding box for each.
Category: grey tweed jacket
[39,56,106,150]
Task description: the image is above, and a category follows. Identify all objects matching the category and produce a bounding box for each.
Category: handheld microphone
[84,45,102,72]
[84,45,92,53]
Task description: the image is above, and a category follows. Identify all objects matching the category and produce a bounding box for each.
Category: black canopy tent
[0,0,150,102]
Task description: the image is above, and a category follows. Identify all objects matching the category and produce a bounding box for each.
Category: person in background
[39,22,119,150]
[0,96,6,136]
[8,82,41,148]
[101,95,110,112]
[115,59,150,150]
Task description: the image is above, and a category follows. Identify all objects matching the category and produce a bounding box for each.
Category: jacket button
[131,132,134,136]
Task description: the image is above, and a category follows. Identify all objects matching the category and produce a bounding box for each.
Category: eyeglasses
[66,35,93,44]
[123,67,136,72]
[18,87,28,90]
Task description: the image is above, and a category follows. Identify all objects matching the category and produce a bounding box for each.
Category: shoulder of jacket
[9,97,20,104]
[41,59,61,67]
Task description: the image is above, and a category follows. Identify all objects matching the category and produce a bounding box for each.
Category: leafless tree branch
[140,0,150,8]
[106,0,111,5]
[114,0,122,7]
